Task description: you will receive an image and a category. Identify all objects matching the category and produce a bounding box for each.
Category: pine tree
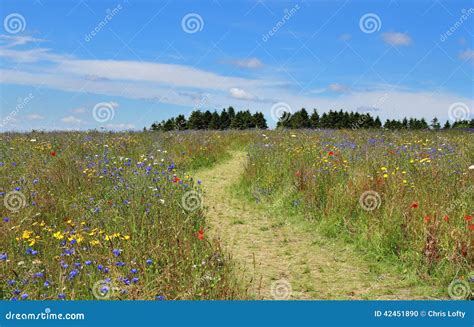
[209,111,221,130]
[443,120,451,129]
[310,109,320,129]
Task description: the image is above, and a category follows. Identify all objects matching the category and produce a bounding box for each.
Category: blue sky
[0,0,473,131]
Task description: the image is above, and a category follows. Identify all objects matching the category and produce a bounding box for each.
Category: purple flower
[97,264,104,271]
[130,268,138,274]
[44,280,50,288]
[68,269,79,280]
[34,272,44,278]
[3,217,9,223]
[20,293,28,300]
[0,253,7,261]
[112,249,122,257]
[74,262,82,268]
[85,260,92,266]
[146,259,153,265]
[26,248,38,256]
[15,187,21,191]
[156,295,165,301]
[58,293,66,300]
[61,262,69,269]
[115,261,125,267]
[7,279,16,286]
[131,277,139,283]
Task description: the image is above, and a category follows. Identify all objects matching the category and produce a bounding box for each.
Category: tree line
[150,107,473,131]
[151,107,267,131]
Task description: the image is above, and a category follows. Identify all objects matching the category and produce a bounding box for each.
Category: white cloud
[72,107,86,114]
[26,113,45,120]
[105,123,135,130]
[230,58,263,69]
[61,116,83,124]
[382,32,412,46]
[328,83,350,93]
[229,87,255,100]
[459,49,474,61]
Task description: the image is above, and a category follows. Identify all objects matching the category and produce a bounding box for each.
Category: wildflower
[156,295,166,301]
[410,202,418,209]
[58,293,66,300]
[115,261,125,267]
[146,259,153,265]
[130,268,138,274]
[468,165,474,170]
[26,248,38,256]
[44,280,50,287]
[20,293,28,300]
[53,231,64,240]
[470,225,474,231]
[464,215,472,221]
[131,277,139,283]
[3,217,9,223]
[443,215,449,222]
[424,216,430,223]
[197,229,204,240]
[7,279,16,286]
[50,151,56,157]
[98,265,104,271]
[85,260,92,266]
[34,272,44,278]
[0,253,7,261]
[328,151,334,156]
[112,249,122,257]
[68,269,79,280]
[383,174,388,178]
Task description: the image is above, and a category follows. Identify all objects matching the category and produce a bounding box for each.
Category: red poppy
[464,215,472,221]
[197,229,204,240]
[424,215,430,223]
[410,202,418,209]
[295,170,301,177]
[50,151,56,157]
[443,215,449,222]
[172,176,181,183]
[328,151,334,156]
[470,225,474,231]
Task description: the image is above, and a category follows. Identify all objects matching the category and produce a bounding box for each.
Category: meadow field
[0,129,472,300]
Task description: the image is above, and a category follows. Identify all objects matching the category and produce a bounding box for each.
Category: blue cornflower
[85,260,92,266]
[20,293,28,300]
[74,262,82,268]
[61,262,69,269]
[0,253,7,261]
[131,277,139,283]
[26,248,38,256]
[130,268,138,274]
[58,293,66,300]
[3,217,9,222]
[156,295,166,301]
[115,261,125,267]
[103,267,110,273]
[112,249,122,257]
[146,259,153,265]
[15,187,21,191]
[34,272,44,278]
[13,289,21,295]
[68,269,79,280]
[97,264,104,271]
[33,179,39,184]
[44,280,50,288]
[7,279,16,286]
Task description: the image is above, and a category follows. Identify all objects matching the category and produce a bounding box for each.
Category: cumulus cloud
[229,87,255,100]
[382,32,412,46]
[230,58,263,69]
[61,116,83,124]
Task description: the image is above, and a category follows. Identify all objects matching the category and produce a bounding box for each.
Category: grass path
[196,151,438,300]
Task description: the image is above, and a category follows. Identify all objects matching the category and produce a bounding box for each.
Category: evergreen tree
[188,110,203,130]
[175,114,187,130]
[253,112,268,129]
[443,120,451,129]
[220,109,231,130]
[310,109,320,129]
[430,117,441,130]
[209,111,221,130]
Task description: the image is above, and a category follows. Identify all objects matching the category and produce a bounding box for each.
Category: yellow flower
[28,239,36,246]
[22,230,33,239]
[123,235,130,240]
[383,174,389,178]
[381,167,388,171]
[53,231,64,240]
[90,240,100,246]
